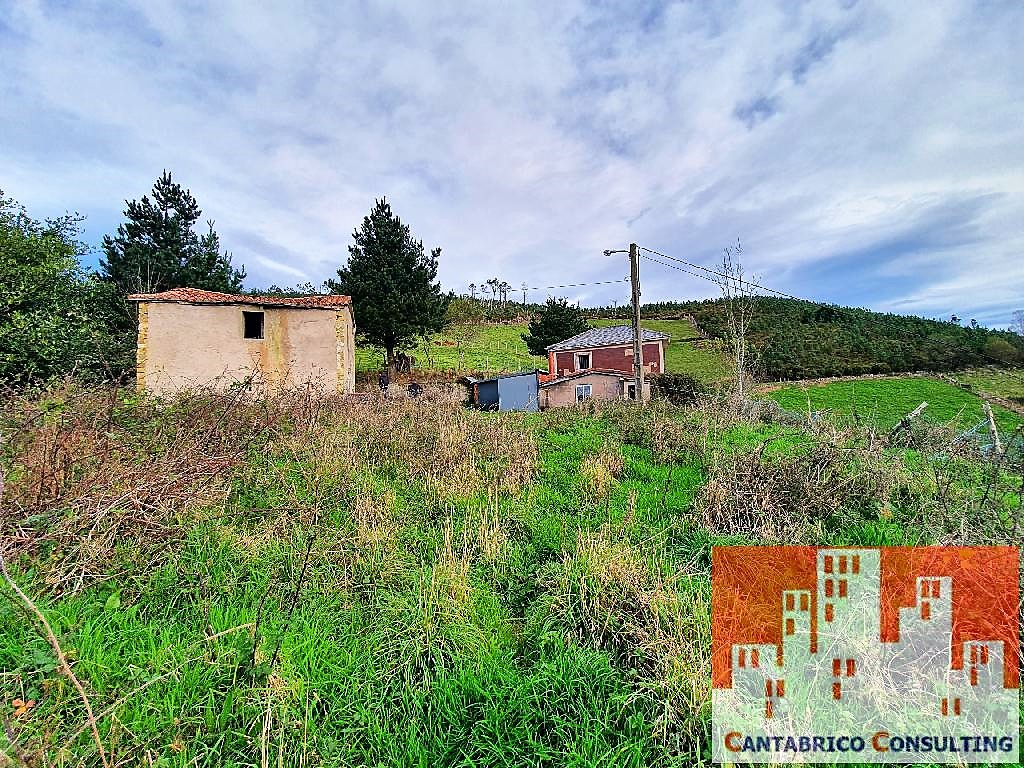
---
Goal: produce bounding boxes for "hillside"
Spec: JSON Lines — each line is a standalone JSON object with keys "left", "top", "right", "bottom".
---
{"left": 356, "top": 317, "right": 730, "bottom": 383}
{"left": 1, "top": 385, "right": 1020, "bottom": 764}
{"left": 594, "top": 298, "right": 1024, "bottom": 380}
{"left": 588, "top": 318, "right": 731, "bottom": 382}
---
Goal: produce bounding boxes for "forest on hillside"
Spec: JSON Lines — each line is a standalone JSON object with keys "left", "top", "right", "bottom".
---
{"left": 588, "top": 298, "right": 1024, "bottom": 380}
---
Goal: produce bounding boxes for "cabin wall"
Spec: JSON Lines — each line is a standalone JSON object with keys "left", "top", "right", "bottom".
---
{"left": 138, "top": 302, "right": 353, "bottom": 395}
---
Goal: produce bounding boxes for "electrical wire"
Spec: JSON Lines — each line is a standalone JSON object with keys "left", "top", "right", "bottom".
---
{"left": 637, "top": 245, "right": 1024, "bottom": 380}
{"left": 470, "top": 277, "right": 630, "bottom": 293}
{"left": 530, "top": 277, "right": 630, "bottom": 291}
{"left": 640, "top": 246, "right": 802, "bottom": 300}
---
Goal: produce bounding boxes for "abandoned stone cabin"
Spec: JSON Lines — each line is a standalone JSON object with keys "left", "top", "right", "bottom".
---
{"left": 128, "top": 288, "right": 356, "bottom": 395}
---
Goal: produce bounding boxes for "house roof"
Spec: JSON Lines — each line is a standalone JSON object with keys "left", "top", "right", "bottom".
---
{"left": 545, "top": 325, "right": 669, "bottom": 352}
{"left": 538, "top": 368, "right": 628, "bottom": 387}
{"left": 127, "top": 287, "right": 351, "bottom": 309}
{"left": 463, "top": 370, "right": 541, "bottom": 385}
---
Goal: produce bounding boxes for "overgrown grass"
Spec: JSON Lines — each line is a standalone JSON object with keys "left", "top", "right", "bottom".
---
{"left": 764, "top": 375, "right": 1022, "bottom": 433}
{"left": 1, "top": 384, "right": 1020, "bottom": 765}
{"left": 953, "top": 366, "right": 1024, "bottom": 406}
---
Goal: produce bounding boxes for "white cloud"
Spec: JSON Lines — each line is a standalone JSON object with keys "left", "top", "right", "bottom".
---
{"left": 0, "top": 0, "right": 1021, "bottom": 326}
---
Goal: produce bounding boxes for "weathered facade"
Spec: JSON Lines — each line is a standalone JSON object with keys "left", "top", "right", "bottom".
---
{"left": 129, "top": 288, "right": 355, "bottom": 395}
{"left": 539, "top": 370, "right": 650, "bottom": 408}
{"left": 545, "top": 325, "right": 668, "bottom": 377}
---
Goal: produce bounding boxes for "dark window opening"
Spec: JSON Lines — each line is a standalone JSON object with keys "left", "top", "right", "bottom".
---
{"left": 576, "top": 352, "right": 591, "bottom": 370}
{"left": 243, "top": 311, "right": 265, "bottom": 339}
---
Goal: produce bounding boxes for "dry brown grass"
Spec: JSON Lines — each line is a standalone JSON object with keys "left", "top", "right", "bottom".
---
{"left": 1, "top": 381, "right": 280, "bottom": 595}
{"left": 1, "top": 383, "right": 540, "bottom": 598}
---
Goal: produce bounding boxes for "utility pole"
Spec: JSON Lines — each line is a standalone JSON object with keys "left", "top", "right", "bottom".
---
{"left": 603, "top": 245, "right": 643, "bottom": 402}
{"left": 629, "top": 242, "right": 643, "bottom": 401}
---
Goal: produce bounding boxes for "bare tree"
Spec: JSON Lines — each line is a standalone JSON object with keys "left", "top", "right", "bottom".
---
{"left": 1012, "top": 310, "right": 1024, "bottom": 336}
{"left": 499, "top": 281, "right": 511, "bottom": 306}
{"left": 469, "top": 282, "right": 477, "bottom": 299}
{"left": 714, "top": 239, "right": 755, "bottom": 399}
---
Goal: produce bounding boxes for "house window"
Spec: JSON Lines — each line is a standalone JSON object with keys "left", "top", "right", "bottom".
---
{"left": 575, "top": 384, "right": 592, "bottom": 402}
{"left": 626, "top": 383, "right": 637, "bottom": 400}
{"left": 575, "top": 352, "right": 591, "bottom": 370}
{"left": 243, "top": 311, "right": 265, "bottom": 340}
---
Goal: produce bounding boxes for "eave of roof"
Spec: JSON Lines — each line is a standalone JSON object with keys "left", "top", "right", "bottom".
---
{"left": 468, "top": 369, "right": 541, "bottom": 384}
{"left": 127, "top": 287, "right": 351, "bottom": 309}
{"left": 538, "top": 368, "right": 628, "bottom": 386}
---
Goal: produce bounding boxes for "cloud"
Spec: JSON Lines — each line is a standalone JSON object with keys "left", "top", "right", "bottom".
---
{"left": 0, "top": 0, "right": 1021, "bottom": 327}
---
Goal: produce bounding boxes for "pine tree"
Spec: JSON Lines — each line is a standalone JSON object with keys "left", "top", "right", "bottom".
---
{"left": 522, "top": 297, "right": 590, "bottom": 356}
{"left": 326, "top": 198, "right": 451, "bottom": 369}
{"left": 100, "top": 171, "right": 245, "bottom": 325}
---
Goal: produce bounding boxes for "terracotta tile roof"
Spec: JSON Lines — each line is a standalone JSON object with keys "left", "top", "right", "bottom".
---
{"left": 545, "top": 325, "right": 669, "bottom": 352}
{"left": 127, "top": 287, "right": 351, "bottom": 309}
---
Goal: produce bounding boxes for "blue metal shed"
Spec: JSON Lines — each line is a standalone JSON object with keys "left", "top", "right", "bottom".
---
{"left": 496, "top": 371, "right": 539, "bottom": 412}
{"left": 474, "top": 377, "right": 499, "bottom": 409}
{"left": 468, "top": 371, "right": 539, "bottom": 412}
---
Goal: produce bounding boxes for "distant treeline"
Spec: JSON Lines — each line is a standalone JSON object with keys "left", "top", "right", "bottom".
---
{"left": 585, "top": 299, "right": 1024, "bottom": 380}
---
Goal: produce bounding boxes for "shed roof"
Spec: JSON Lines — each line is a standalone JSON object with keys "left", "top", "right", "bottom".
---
{"left": 127, "top": 287, "right": 351, "bottom": 309}
{"left": 538, "top": 368, "right": 627, "bottom": 387}
{"left": 545, "top": 325, "right": 669, "bottom": 352}
{"left": 465, "top": 370, "right": 540, "bottom": 385}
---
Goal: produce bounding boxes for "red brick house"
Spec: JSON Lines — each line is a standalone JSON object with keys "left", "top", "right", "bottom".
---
{"left": 545, "top": 325, "right": 669, "bottom": 378}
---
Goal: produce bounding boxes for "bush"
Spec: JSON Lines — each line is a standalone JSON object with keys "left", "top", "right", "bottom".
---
{"left": 650, "top": 372, "right": 705, "bottom": 405}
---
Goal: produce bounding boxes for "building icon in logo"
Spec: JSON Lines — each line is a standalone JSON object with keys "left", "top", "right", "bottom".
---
{"left": 712, "top": 547, "right": 1019, "bottom": 764}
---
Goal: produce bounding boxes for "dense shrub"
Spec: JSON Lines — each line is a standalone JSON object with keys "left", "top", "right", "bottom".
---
{"left": 650, "top": 372, "right": 706, "bottom": 405}
{"left": 0, "top": 194, "right": 133, "bottom": 382}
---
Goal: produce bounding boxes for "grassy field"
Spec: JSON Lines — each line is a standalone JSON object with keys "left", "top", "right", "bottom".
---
{"left": 589, "top": 318, "right": 731, "bottom": 383}
{"left": 952, "top": 367, "right": 1024, "bottom": 406}
{"left": 357, "top": 317, "right": 731, "bottom": 383}
{"left": 356, "top": 323, "right": 544, "bottom": 374}
{"left": 1, "top": 384, "right": 1020, "bottom": 765}
{"left": 764, "top": 376, "right": 1022, "bottom": 434}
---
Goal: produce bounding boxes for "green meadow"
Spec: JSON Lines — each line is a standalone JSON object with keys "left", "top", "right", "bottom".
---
{"left": 764, "top": 376, "right": 1022, "bottom": 434}
{"left": 356, "top": 317, "right": 731, "bottom": 383}
{"left": 1, "top": 384, "right": 1020, "bottom": 765}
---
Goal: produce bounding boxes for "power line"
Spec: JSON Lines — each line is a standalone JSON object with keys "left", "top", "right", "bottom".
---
{"left": 531, "top": 277, "right": 630, "bottom": 291}
{"left": 469, "top": 277, "right": 630, "bottom": 293}
{"left": 638, "top": 245, "right": 1024, "bottom": 378}
{"left": 639, "top": 253, "right": 720, "bottom": 287}
{"left": 640, "top": 246, "right": 802, "bottom": 300}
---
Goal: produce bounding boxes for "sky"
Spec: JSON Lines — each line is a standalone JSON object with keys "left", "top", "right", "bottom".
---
{"left": 1, "top": 0, "right": 1022, "bottom": 327}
